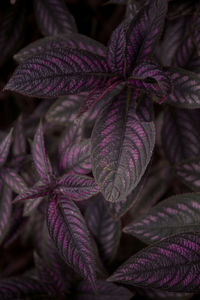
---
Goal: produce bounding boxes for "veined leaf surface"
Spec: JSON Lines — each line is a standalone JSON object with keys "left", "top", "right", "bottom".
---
{"left": 124, "top": 193, "right": 200, "bottom": 243}
{"left": 32, "top": 122, "right": 53, "bottom": 184}
{"left": 0, "top": 129, "right": 13, "bottom": 168}
{"left": 59, "top": 140, "right": 91, "bottom": 175}
{"left": 47, "top": 196, "right": 97, "bottom": 288}
{"left": 165, "top": 67, "right": 200, "bottom": 108}
{"left": 14, "top": 33, "right": 106, "bottom": 63}
{"left": 33, "top": 0, "right": 77, "bottom": 36}
{"left": 91, "top": 89, "right": 155, "bottom": 202}
{"left": 0, "top": 185, "right": 12, "bottom": 244}
{"left": 108, "top": 232, "right": 200, "bottom": 292}
{"left": 162, "top": 108, "right": 200, "bottom": 164}
{"left": 55, "top": 174, "right": 99, "bottom": 201}
{"left": 86, "top": 194, "right": 121, "bottom": 263}
{"left": 5, "top": 48, "right": 111, "bottom": 98}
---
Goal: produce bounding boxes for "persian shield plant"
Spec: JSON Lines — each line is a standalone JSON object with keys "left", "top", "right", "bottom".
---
{"left": 1, "top": 0, "right": 200, "bottom": 299}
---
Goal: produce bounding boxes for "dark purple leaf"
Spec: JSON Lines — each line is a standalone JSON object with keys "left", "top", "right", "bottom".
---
{"left": 13, "top": 184, "right": 48, "bottom": 203}
{"left": 0, "top": 0, "right": 26, "bottom": 67}
{"left": 34, "top": 252, "right": 65, "bottom": 295}
{"left": 47, "top": 196, "right": 97, "bottom": 288}
{"left": 75, "top": 280, "right": 133, "bottom": 300}
{"left": 0, "top": 167, "right": 27, "bottom": 194}
{"left": 108, "top": 232, "right": 200, "bottom": 292}
{"left": 105, "top": 171, "right": 147, "bottom": 220}
{"left": 136, "top": 287, "right": 192, "bottom": 300}
{"left": 126, "top": 1, "right": 139, "bottom": 20}
{"left": 5, "top": 48, "right": 110, "bottom": 98}
{"left": 124, "top": 193, "right": 200, "bottom": 243}
{"left": 86, "top": 194, "right": 121, "bottom": 263}
{"left": 0, "top": 276, "right": 46, "bottom": 299}
{"left": 14, "top": 33, "right": 106, "bottom": 63}
{"left": 173, "top": 36, "right": 199, "bottom": 70}
{"left": 32, "top": 122, "right": 53, "bottom": 184}
{"left": 33, "top": 0, "right": 77, "bottom": 36}
{"left": 129, "top": 62, "right": 172, "bottom": 101}
{"left": 0, "top": 185, "right": 12, "bottom": 244}
{"left": 59, "top": 140, "right": 91, "bottom": 175}
{"left": 193, "top": 14, "right": 200, "bottom": 53}
{"left": 91, "top": 89, "right": 155, "bottom": 202}
{"left": 168, "top": 0, "right": 194, "bottom": 19}
{"left": 162, "top": 108, "right": 200, "bottom": 164}
{"left": 165, "top": 67, "right": 200, "bottom": 108}
{"left": 55, "top": 174, "right": 99, "bottom": 201}
{"left": 23, "top": 196, "right": 43, "bottom": 216}
{"left": 0, "top": 129, "right": 13, "bottom": 168}
{"left": 107, "top": 21, "right": 127, "bottom": 75}
{"left": 175, "top": 158, "right": 200, "bottom": 191}
{"left": 3, "top": 203, "right": 27, "bottom": 248}
{"left": 156, "top": 18, "right": 187, "bottom": 66}
{"left": 129, "top": 165, "right": 172, "bottom": 221}
{"left": 46, "top": 93, "right": 85, "bottom": 125}
{"left": 12, "top": 115, "right": 26, "bottom": 156}
{"left": 58, "top": 120, "right": 83, "bottom": 156}
{"left": 41, "top": 226, "right": 71, "bottom": 290}
{"left": 125, "top": 0, "right": 168, "bottom": 75}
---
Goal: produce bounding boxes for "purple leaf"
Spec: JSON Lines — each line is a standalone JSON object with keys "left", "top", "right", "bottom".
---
{"left": 58, "top": 121, "right": 83, "bottom": 156}
{"left": 55, "top": 174, "right": 99, "bottom": 201}
{"left": 125, "top": 0, "right": 168, "bottom": 75}
{"left": 129, "top": 165, "right": 172, "bottom": 221}
{"left": 34, "top": 252, "right": 65, "bottom": 295}
{"left": 107, "top": 21, "right": 127, "bottom": 75}
{"left": 129, "top": 62, "right": 172, "bottom": 101}
{"left": 0, "top": 185, "right": 12, "bottom": 244}
{"left": 168, "top": 1, "right": 194, "bottom": 19}
{"left": 91, "top": 89, "right": 155, "bottom": 202}
{"left": 47, "top": 196, "right": 97, "bottom": 288}
{"left": 0, "top": 167, "right": 27, "bottom": 194}
{"left": 126, "top": 1, "right": 139, "bottom": 20}
{"left": 105, "top": 171, "right": 147, "bottom": 220}
{"left": 14, "top": 33, "right": 106, "bottom": 63}
{"left": 32, "top": 122, "right": 53, "bottom": 184}
{"left": 173, "top": 35, "right": 200, "bottom": 73}
{"left": 86, "top": 194, "right": 121, "bottom": 263}
{"left": 0, "top": 276, "right": 46, "bottom": 299}
{"left": 59, "top": 140, "right": 91, "bottom": 175}
{"left": 165, "top": 67, "right": 200, "bottom": 108}
{"left": 0, "top": 0, "right": 26, "bottom": 67}
{"left": 156, "top": 18, "right": 186, "bottom": 66}
{"left": 3, "top": 203, "right": 27, "bottom": 248}
{"left": 75, "top": 280, "right": 133, "bottom": 300}
{"left": 46, "top": 93, "right": 85, "bottom": 125}
{"left": 175, "top": 158, "right": 200, "bottom": 191}
{"left": 23, "top": 196, "right": 43, "bottom": 216}
{"left": 41, "top": 226, "right": 71, "bottom": 291}
{"left": 5, "top": 48, "right": 110, "bottom": 98}
{"left": 12, "top": 115, "right": 26, "bottom": 156}
{"left": 162, "top": 108, "right": 200, "bottom": 164}
{"left": 108, "top": 232, "right": 200, "bottom": 292}
{"left": 0, "top": 129, "right": 13, "bottom": 168}
{"left": 124, "top": 193, "right": 200, "bottom": 243}
{"left": 13, "top": 184, "right": 48, "bottom": 203}
{"left": 33, "top": 0, "right": 77, "bottom": 36}
{"left": 136, "top": 287, "right": 191, "bottom": 300}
